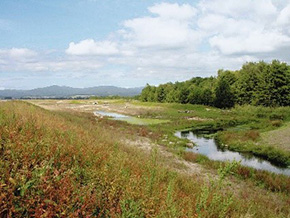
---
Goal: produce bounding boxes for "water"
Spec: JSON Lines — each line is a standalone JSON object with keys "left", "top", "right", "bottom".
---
{"left": 175, "top": 130, "right": 290, "bottom": 176}
{"left": 94, "top": 111, "right": 129, "bottom": 119}
{"left": 94, "top": 110, "right": 168, "bottom": 125}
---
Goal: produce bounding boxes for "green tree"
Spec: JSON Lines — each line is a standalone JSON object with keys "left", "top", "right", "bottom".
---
{"left": 214, "top": 76, "right": 235, "bottom": 108}
{"left": 268, "top": 60, "right": 290, "bottom": 106}
{"left": 234, "top": 62, "right": 263, "bottom": 105}
{"left": 156, "top": 86, "right": 166, "bottom": 103}
{"left": 217, "top": 69, "right": 237, "bottom": 85}
{"left": 139, "top": 60, "right": 289, "bottom": 107}
{"left": 140, "top": 84, "right": 151, "bottom": 102}
{"left": 165, "top": 88, "right": 178, "bottom": 103}
{"left": 201, "top": 88, "right": 214, "bottom": 106}
{"left": 177, "top": 86, "right": 189, "bottom": 104}
{"left": 187, "top": 86, "right": 203, "bottom": 104}
{"left": 148, "top": 86, "right": 157, "bottom": 102}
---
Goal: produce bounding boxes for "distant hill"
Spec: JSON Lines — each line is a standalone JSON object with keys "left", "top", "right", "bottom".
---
{"left": 0, "top": 85, "right": 143, "bottom": 99}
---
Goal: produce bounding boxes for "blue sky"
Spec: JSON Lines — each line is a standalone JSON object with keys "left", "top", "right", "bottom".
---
{"left": 1, "top": 0, "right": 290, "bottom": 89}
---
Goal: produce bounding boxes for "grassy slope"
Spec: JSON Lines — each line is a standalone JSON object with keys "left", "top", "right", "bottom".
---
{"left": 1, "top": 101, "right": 289, "bottom": 217}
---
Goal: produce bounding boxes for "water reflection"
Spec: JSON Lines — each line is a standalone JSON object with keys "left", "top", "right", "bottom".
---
{"left": 94, "top": 111, "right": 129, "bottom": 118}
{"left": 94, "top": 110, "right": 168, "bottom": 125}
{"left": 175, "top": 131, "right": 290, "bottom": 176}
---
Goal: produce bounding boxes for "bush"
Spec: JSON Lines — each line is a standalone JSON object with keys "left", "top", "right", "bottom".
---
{"left": 270, "top": 112, "right": 285, "bottom": 120}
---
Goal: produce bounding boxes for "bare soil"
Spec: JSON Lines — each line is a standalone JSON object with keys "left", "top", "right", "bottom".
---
{"left": 28, "top": 99, "right": 161, "bottom": 116}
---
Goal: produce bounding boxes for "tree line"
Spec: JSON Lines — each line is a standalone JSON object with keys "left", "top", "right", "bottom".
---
{"left": 140, "top": 60, "right": 290, "bottom": 108}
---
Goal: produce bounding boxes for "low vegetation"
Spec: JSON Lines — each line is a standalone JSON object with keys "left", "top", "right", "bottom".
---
{"left": 128, "top": 101, "right": 290, "bottom": 167}
{"left": 1, "top": 101, "right": 290, "bottom": 217}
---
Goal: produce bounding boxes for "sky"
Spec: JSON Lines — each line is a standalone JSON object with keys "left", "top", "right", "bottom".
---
{"left": 0, "top": 0, "right": 290, "bottom": 89}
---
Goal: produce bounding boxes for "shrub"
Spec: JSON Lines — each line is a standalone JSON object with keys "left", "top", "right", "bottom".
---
{"left": 269, "top": 112, "right": 285, "bottom": 120}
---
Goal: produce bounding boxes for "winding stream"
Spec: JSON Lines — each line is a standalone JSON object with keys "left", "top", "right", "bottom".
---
{"left": 175, "top": 130, "right": 290, "bottom": 176}
{"left": 94, "top": 110, "right": 289, "bottom": 176}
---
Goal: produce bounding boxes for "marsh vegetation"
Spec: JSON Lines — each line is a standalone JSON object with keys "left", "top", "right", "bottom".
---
{"left": 1, "top": 100, "right": 289, "bottom": 217}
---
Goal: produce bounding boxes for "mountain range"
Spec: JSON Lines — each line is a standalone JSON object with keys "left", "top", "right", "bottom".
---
{"left": 0, "top": 85, "right": 143, "bottom": 99}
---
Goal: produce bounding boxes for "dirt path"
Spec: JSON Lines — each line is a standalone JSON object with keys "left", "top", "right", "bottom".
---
{"left": 27, "top": 99, "right": 161, "bottom": 116}
{"left": 122, "top": 137, "right": 210, "bottom": 178}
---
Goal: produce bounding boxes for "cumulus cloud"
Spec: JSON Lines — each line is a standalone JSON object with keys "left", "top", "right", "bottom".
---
{"left": 66, "top": 39, "right": 119, "bottom": 56}
{"left": 209, "top": 31, "right": 290, "bottom": 55}
{"left": 122, "top": 3, "right": 200, "bottom": 49}
{"left": 2, "top": 1, "right": 290, "bottom": 89}
{"left": 111, "top": 0, "right": 290, "bottom": 73}
{"left": 197, "top": 0, "right": 290, "bottom": 55}
{"left": 63, "top": 1, "right": 290, "bottom": 69}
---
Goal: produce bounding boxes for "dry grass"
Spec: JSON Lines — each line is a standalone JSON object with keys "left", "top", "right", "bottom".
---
{"left": 0, "top": 101, "right": 289, "bottom": 217}
{"left": 244, "top": 130, "right": 260, "bottom": 141}
{"left": 183, "top": 151, "right": 199, "bottom": 162}
{"left": 260, "top": 122, "right": 290, "bottom": 152}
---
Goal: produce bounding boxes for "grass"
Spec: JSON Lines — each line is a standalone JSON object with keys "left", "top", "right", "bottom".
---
{"left": 115, "top": 101, "right": 290, "bottom": 190}
{"left": 28, "top": 99, "right": 290, "bottom": 175}
{"left": 260, "top": 122, "right": 290, "bottom": 152}
{"left": 1, "top": 101, "right": 290, "bottom": 217}
{"left": 30, "top": 99, "right": 290, "bottom": 166}
{"left": 126, "top": 102, "right": 290, "bottom": 166}
{"left": 182, "top": 150, "right": 290, "bottom": 194}
{"left": 69, "top": 100, "right": 83, "bottom": 104}
{"left": 216, "top": 130, "right": 290, "bottom": 166}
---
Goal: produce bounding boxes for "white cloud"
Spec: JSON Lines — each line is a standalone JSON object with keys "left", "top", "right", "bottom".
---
{"left": 197, "top": 0, "right": 290, "bottom": 55}
{"left": 198, "top": 15, "right": 259, "bottom": 37}
{"left": 0, "top": 48, "right": 37, "bottom": 60}
{"left": 122, "top": 3, "right": 200, "bottom": 49}
{"left": 199, "top": 0, "right": 277, "bottom": 18}
{"left": 123, "top": 18, "right": 198, "bottom": 48}
{"left": 209, "top": 31, "right": 290, "bottom": 55}
{"left": 66, "top": 39, "right": 119, "bottom": 56}
{"left": 20, "top": 59, "right": 103, "bottom": 72}
{"left": 2, "top": 1, "right": 290, "bottom": 89}
{"left": 277, "top": 4, "right": 290, "bottom": 26}
{"left": 0, "top": 48, "right": 102, "bottom": 73}
{"left": 60, "top": 1, "right": 289, "bottom": 76}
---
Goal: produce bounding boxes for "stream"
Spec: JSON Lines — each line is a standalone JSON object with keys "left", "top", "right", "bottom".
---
{"left": 94, "top": 110, "right": 289, "bottom": 176}
{"left": 175, "top": 130, "right": 290, "bottom": 176}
